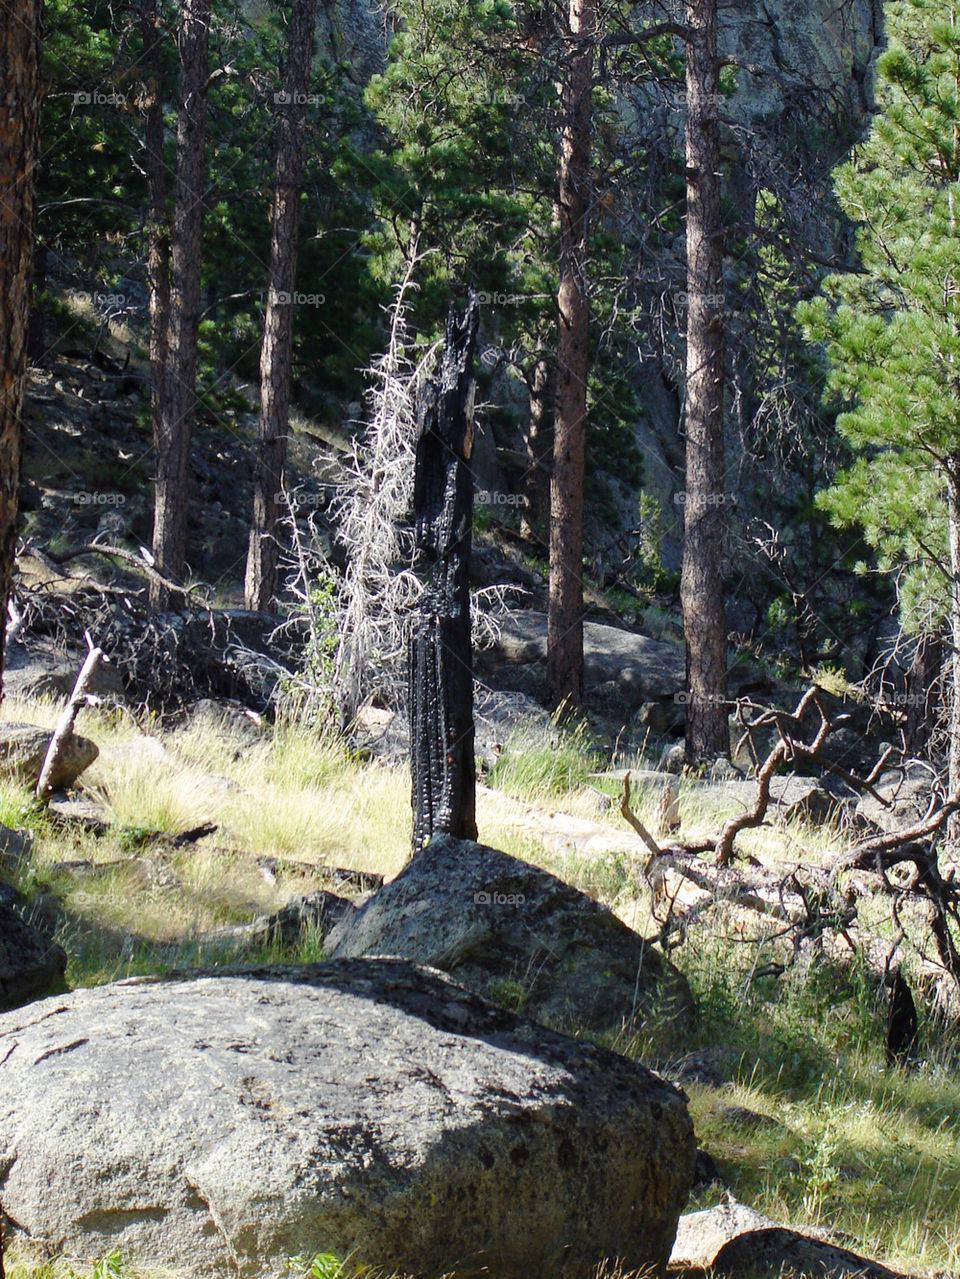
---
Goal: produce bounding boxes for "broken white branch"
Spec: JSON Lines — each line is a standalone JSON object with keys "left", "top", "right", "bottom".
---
{"left": 36, "top": 639, "right": 104, "bottom": 800}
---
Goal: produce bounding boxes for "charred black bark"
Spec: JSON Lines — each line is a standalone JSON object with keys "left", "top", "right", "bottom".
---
{"left": 409, "top": 297, "right": 480, "bottom": 854}
{"left": 886, "top": 969, "right": 919, "bottom": 1067}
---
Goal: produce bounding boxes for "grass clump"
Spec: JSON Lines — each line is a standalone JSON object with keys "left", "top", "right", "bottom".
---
{"left": 487, "top": 719, "right": 601, "bottom": 800}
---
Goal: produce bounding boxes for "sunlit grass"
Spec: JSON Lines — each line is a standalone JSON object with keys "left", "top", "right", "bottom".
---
{"left": 4, "top": 692, "right": 960, "bottom": 1273}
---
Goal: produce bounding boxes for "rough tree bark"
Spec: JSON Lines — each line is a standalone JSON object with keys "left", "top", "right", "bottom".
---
{"left": 521, "top": 356, "right": 552, "bottom": 545}
{"left": 150, "top": 0, "right": 211, "bottom": 608}
{"left": 141, "top": 0, "right": 170, "bottom": 507}
{"left": 0, "top": 0, "right": 42, "bottom": 710}
{"left": 409, "top": 297, "right": 479, "bottom": 855}
{"left": 946, "top": 461, "right": 960, "bottom": 836}
{"left": 903, "top": 631, "right": 941, "bottom": 756}
{"left": 546, "top": 0, "right": 595, "bottom": 711}
{"left": 244, "top": 0, "right": 318, "bottom": 610}
{"left": 681, "top": 0, "right": 729, "bottom": 762}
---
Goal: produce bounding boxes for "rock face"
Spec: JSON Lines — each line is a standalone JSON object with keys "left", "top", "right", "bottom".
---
{"left": 325, "top": 833, "right": 693, "bottom": 1037}
{"left": 203, "top": 889, "right": 354, "bottom": 950}
{"left": 477, "top": 609, "right": 685, "bottom": 710}
{"left": 855, "top": 765, "right": 933, "bottom": 834}
{"left": 0, "top": 899, "right": 67, "bottom": 1009}
{"left": 671, "top": 1202, "right": 913, "bottom": 1279}
{"left": 0, "top": 960, "right": 696, "bottom": 1279}
{"left": 0, "top": 722, "right": 98, "bottom": 790}
{"left": 697, "top": 775, "right": 856, "bottom": 824}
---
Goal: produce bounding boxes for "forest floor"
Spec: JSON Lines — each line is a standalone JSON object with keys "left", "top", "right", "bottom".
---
{"left": 3, "top": 692, "right": 960, "bottom": 1279}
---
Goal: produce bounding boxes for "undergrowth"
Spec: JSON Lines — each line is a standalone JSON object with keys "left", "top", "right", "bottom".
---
{"left": 3, "top": 694, "right": 960, "bottom": 1275}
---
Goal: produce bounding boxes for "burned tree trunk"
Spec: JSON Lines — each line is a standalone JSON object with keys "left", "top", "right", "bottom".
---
{"left": 409, "top": 297, "right": 479, "bottom": 854}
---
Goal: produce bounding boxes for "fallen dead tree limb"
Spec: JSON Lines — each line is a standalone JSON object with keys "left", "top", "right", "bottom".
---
{"left": 619, "top": 773, "right": 662, "bottom": 857}
{"left": 715, "top": 686, "right": 830, "bottom": 864}
{"left": 36, "top": 637, "right": 104, "bottom": 800}
{"left": 829, "top": 793, "right": 960, "bottom": 876}
{"left": 45, "top": 542, "right": 206, "bottom": 603}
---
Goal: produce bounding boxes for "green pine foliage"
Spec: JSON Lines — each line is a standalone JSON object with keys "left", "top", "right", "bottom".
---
{"left": 800, "top": 0, "right": 960, "bottom": 632}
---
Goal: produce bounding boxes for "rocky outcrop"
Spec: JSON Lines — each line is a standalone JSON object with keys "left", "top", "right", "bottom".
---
{"left": 325, "top": 832, "right": 693, "bottom": 1037}
{"left": 0, "top": 959, "right": 696, "bottom": 1279}
{"left": 0, "top": 722, "right": 97, "bottom": 790}
{"left": 202, "top": 888, "right": 354, "bottom": 949}
{"left": 855, "top": 765, "right": 934, "bottom": 835}
{"left": 477, "top": 608, "right": 685, "bottom": 710}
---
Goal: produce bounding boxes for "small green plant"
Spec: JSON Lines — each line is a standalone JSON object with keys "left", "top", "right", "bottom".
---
{"left": 91, "top": 1251, "right": 123, "bottom": 1279}
{"left": 287, "top": 1254, "right": 347, "bottom": 1279}
{"left": 799, "top": 1121, "right": 842, "bottom": 1224}
{"left": 488, "top": 976, "right": 528, "bottom": 1011}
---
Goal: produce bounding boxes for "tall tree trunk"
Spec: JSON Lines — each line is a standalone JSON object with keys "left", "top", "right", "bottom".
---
{"left": 0, "top": 0, "right": 42, "bottom": 704}
{"left": 150, "top": 0, "right": 210, "bottom": 609}
{"left": 547, "top": 0, "right": 594, "bottom": 711}
{"left": 245, "top": 0, "right": 318, "bottom": 610}
{"left": 409, "top": 298, "right": 479, "bottom": 855}
{"left": 903, "top": 631, "right": 941, "bottom": 756}
{"left": 681, "top": 0, "right": 729, "bottom": 762}
{"left": 520, "top": 356, "right": 552, "bottom": 544}
{"left": 141, "top": 0, "right": 170, "bottom": 515}
{"left": 946, "top": 462, "right": 960, "bottom": 812}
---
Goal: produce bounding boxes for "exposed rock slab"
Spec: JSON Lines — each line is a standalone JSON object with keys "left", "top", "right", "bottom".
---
{"left": 671, "top": 1202, "right": 914, "bottom": 1278}
{"left": 0, "top": 959, "right": 696, "bottom": 1279}
{"left": 693, "top": 775, "right": 855, "bottom": 824}
{"left": 325, "top": 833, "right": 693, "bottom": 1037}
{"left": 855, "top": 766, "right": 934, "bottom": 835}
{"left": 476, "top": 784, "right": 645, "bottom": 859}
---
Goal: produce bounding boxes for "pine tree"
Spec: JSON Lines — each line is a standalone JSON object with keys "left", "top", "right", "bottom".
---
{"left": 0, "top": 0, "right": 42, "bottom": 698}
{"left": 681, "top": 0, "right": 729, "bottom": 762}
{"left": 245, "top": 0, "right": 319, "bottom": 611}
{"left": 800, "top": 0, "right": 960, "bottom": 794}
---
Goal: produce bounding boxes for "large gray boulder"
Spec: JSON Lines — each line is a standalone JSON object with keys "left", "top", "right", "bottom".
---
{"left": 477, "top": 609, "right": 685, "bottom": 710}
{"left": 325, "top": 833, "right": 693, "bottom": 1037}
{"left": 0, "top": 898, "right": 67, "bottom": 1009}
{"left": 0, "top": 722, "right": 98, "bottom": 790}
{"left": 0, "top": 959, "right": 696, "bottom": 1278}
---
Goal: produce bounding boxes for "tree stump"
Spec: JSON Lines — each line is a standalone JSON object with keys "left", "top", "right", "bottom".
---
{"left": 409, "top": 296, "right": 479, "bottom": 854}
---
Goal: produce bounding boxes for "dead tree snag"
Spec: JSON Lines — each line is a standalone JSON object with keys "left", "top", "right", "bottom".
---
{"left": 409, "top": 297, "right": 480, "bottom": 854}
